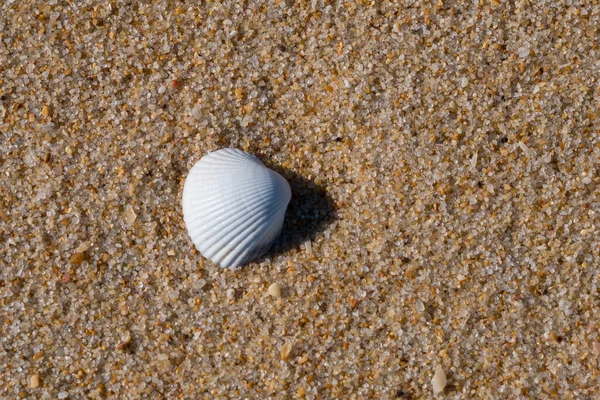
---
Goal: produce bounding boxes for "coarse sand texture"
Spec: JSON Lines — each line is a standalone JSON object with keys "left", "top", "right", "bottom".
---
{"left": 1, "top": 1, "right": 599, "bottom": 399}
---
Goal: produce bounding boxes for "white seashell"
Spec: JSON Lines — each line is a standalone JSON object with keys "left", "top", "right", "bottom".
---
{"left": 182, "top": 148, "right": 292, "bottom": 269}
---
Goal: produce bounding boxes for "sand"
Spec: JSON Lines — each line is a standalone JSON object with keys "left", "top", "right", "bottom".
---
{"left": 1, "top": 1, "right": 599, "bottom": 399}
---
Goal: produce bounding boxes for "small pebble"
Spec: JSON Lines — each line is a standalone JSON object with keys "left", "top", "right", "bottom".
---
{"left": 415, "top": 299, "right": 425, "bottom": 313}
{"left": 518, "top": 47, "right": 530, "bottom": 58}
{"left": 470, "top": 152, "right": 478, "bottom": 170}
{"left": 432, "top": 366, "right": 447, "bottom": 394}
{"left": 268, "top": 282, "right": 282, "bottom": 298}
{"left": 582, "top": 174, "right": 592, "bottom": 184}
{"left": 191, "top": 105, "right": 202, "bottom": 120}
{"left": 280, "top": 341, "right": 293, "bottom": 361}
{"left": 69, "top": 252, "right": 85, "bottom": 265}
{"left": 124, "top": 204, "right": 137, "bottom": 224}
{"left": 29, "top": 374, "right": 40, "bottom": 388}
{"left": 58, "top": 391, "right": 68, "bottom": 399}
{"left": 298, "top": 354, "right": 309, "bottom": 364}
{"left": 304, "top": 238, "right": 312, "bottom": 254}
{"left": 518, "top": 141, "right": 529, "bottom": 154}
{"left": 74, "top": 241, "right": 90, "bottom": 253}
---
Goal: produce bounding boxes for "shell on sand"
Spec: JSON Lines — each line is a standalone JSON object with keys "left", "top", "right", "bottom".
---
{"left": 182, "top": 148, "right": 292, "bottom": 269}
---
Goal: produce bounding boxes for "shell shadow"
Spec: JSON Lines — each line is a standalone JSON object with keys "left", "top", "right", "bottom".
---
{"left": 255, "top": 163, "right": 337, "bottom": 262}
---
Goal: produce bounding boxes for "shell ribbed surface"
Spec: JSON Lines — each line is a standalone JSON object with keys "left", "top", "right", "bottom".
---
{"left": 182, "top": 148, "right": 292, "bottom": 269}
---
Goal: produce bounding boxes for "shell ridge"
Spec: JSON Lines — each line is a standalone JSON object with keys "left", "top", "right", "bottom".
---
{"left": 186, "top": 193, "right": 276, "bottom": 242}
{"left": 196, "top": 159, "right": 258, "bottom": 169}
{"left": 206, "top": 191, "right": 288, "bottom": 265}
{"left": 182, "top": 180, "right": 280, "bottom": 223}
{"left": 183, "top": 188, "right": 273, "bottom": 229}
{"left": 199, "top": 199, "right": 275, "bottom": 254}
{"left": 189, "top": 163, "right": 270, "bottom": 184}
{"left": 183, "top": 178, "right": 274, "bottom": 209}
{"left": 182, "top": 148, "right": 291, "bottom": 268}
{"left": 204, "top": 213, "right": 271, "bottom": 267}
{"left": 229, "top": 195, "right": 290, "bottom": 267}
{"left": 183, "top": 170, "right": 275, "bottom": 201}
{"left": 228, "top": 209, "right": 285, "bottom": 267}
{"left": 215, "top": 214, "right": 275, "bottom": 268}
{"left": 196, "top": 193, "right": 287, "bottom": 262}
{"left": 204, "top": 148, "right": 264, "bottom": 166}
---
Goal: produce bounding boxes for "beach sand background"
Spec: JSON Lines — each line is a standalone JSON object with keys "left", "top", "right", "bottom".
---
{"left": 1, "top": 1, "right": 599, "bottom": 398}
